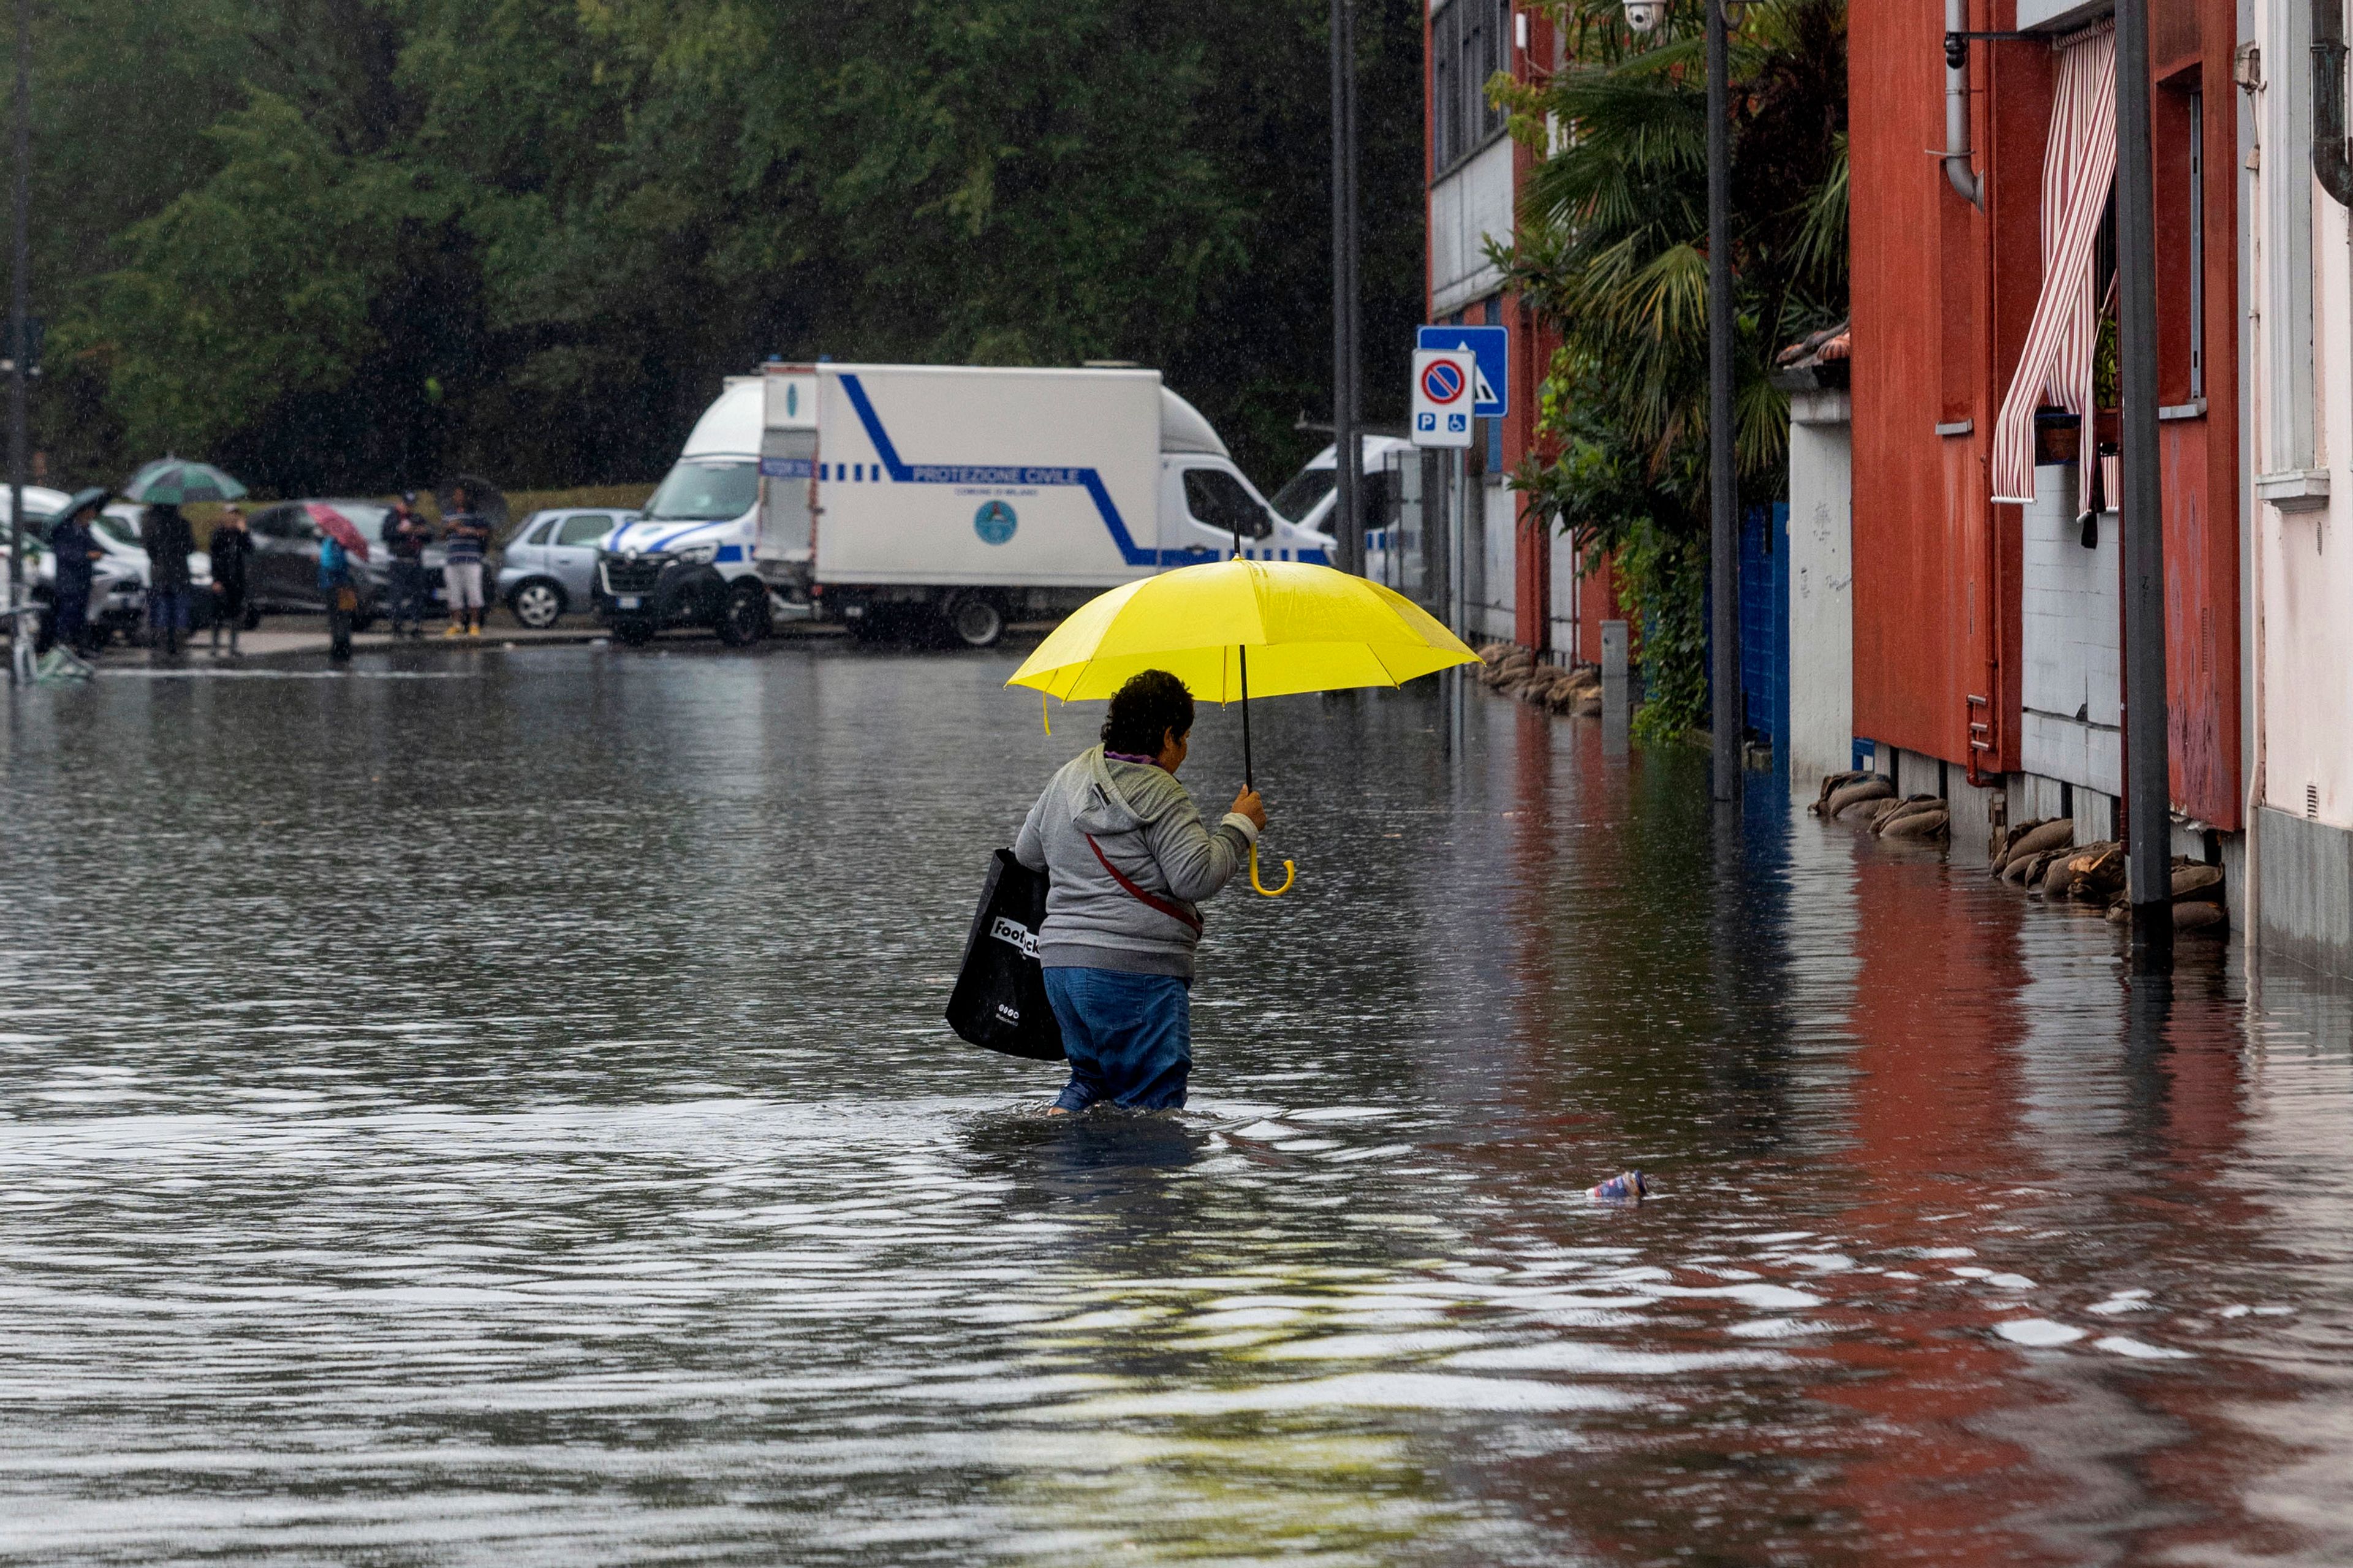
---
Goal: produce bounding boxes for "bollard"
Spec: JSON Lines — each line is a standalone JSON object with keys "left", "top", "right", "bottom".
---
{"left": 1600, "top": 619, "right": 1629, "bottom": 682}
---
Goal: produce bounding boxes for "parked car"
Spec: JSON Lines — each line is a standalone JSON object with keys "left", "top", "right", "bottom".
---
{"left": 497, "top": 507, "right": 637, "bottom": 629}
{"left": 242, "top": 500, "right": 388, "bottom": 626}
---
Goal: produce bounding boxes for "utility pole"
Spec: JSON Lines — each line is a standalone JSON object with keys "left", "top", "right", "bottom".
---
{"left": 1330, "top": 0, "right": 1361, "bottom": 575}
{"left": 1707, "top": 0, "right": 1740, "bottom": 801}
{"left": 2115, "top": 0, "right": 2172, "bottom": 971}
{"left": 7, "top": 0, "right": 27, "bottom": 685}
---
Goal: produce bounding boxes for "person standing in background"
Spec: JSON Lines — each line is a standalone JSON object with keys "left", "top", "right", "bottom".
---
{"left": 319, "top": 528, "right": 356, "bottom": 664}
{"left": 47, "top": 497, "right": 103, "bottom": 657}
{"left": 139, "top": 502, "right": 196, "bottom": 661}
{"left": 381, "top": 491, "right": 431, "bottom": 638}
{"left": 208, "top": 506, "right": 252, "bottom": 657}
{"left": 439, "top": 485, "right": 490, "bottom": 638}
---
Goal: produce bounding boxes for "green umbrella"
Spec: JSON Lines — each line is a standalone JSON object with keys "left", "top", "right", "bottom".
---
{"left": 121, "top": 458, "right": 247, "bottom": 506}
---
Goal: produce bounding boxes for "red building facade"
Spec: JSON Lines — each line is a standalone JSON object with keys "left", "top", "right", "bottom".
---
{"left": 1849, "top": 0, "right": 2241, "bottom": 853}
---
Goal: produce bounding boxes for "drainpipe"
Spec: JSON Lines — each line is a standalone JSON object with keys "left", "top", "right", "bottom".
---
{"left": 2318, "top": 0, "right": 2353, "bottom": 205}
{"left": 1945, "top": 0, "right": 1984, "bottom": 208}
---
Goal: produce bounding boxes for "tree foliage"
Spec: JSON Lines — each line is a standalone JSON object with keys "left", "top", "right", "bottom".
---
{"left": 31, "top": 0, "right": 1425, "bottom": 496}
{"left": 1498, "top": 0, "right": 1847, "bottom": 743}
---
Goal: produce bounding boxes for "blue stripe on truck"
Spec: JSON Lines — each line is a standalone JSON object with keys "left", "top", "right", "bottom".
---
{"left": 837, "top": 372, "right": 1170, "bottom": 569}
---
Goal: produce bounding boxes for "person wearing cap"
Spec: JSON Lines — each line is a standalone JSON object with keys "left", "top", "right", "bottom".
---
{"left": 208, "top": 506, "right": 252, "bottom": 657}
{"left": 381, "top": 491, "right": 432, "bottom": 638}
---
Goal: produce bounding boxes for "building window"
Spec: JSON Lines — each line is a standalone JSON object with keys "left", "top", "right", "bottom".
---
{"left": 1431, "top": 0, "right": 1512, "bottom": 178}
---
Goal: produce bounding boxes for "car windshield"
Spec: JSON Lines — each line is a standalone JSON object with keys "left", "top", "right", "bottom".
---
{"left": 1269, "top": 468, "right": 1336, "bottom": 525}
{"left": 644, "top": 460, "right": 757, "bottom": 522}
{"left": 94, "top": 515, "right": 141, "bottom": 549}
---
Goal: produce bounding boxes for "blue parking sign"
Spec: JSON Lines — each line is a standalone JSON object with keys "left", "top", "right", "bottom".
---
{"left": 1417, "top": 325, "right": 1508, "bottom": 418}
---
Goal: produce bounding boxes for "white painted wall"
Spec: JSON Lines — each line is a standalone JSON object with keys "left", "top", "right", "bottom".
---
{"left": 1471, "top": 479, "right": 1516, "bottom": 643}
{"left": 2248, "top": 0, "right": 2353, "bottom": 834}
{"left": 2018, "top": 462, "right": 2123, "bottom": 797}
{"left": 1548, "top": 531, "right": 1582, "bottom": 661}
{"left": 1430, "top": 138, "right": 1514, "bottom": 320}
{"left": 1787, "top": 392, "right": 1853, "bottom": 790}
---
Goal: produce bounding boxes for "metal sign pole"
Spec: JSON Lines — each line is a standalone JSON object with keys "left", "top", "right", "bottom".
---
{"left": 1707, "top": 0, "right": 1740, "bottom": 802}
{"left": 1330, "top": 0, "right": 1361, "bottom": 576}
{"left": 2115, "top": 0, "right": 2173, "bottom": 972}
{"left": 7, "top": 0, "right": 27, "bottom": 686}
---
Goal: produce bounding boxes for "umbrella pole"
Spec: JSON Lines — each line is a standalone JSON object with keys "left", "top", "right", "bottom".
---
{"left": 1239, "top": 643, "right": 1252, "bottom": 791}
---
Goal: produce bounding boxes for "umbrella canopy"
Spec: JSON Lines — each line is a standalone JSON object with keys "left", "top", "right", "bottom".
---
{"left": 305, "top": 502, "right": 371, "bottom": 562}
{"left": 120, "top": 458, "right": 247, "bottom": 506}
{"left": 436, "top": 474, "right": 509, "bottom": 532}
{"left": 1006, "top": 559, "right": 1478, "bottom": 704}
{"left": 53, "top": 487, "right": 108, "bottom": 529}
{"left": 1006, "top": 561, "right": 1480, "bottom": 898}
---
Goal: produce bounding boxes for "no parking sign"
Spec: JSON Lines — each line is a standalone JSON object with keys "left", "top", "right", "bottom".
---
{"left": 1411, "top": 348, "right": 1477, "bottom": 449}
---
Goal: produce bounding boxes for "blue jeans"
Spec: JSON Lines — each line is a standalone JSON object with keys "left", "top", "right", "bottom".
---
{"left": 388, "top": 561, "right": 429, "bottom": 629}
{"left": 146, "top": 589, "right": 189, "bottom": 633}
{"left": 1042, "top": 967, "right": 1191, "bottom": 1112}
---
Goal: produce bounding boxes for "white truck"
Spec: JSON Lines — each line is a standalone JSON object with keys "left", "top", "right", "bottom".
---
{"left": 1268, "top": 433, "right": 1427, "bottom": 592}
{"left": 596, "top": 362, "right": 1333, "bottom": 646}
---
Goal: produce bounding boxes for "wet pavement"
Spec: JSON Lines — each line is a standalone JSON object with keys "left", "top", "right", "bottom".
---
{"left": 1, "top": 643, "right": 2349, "bottom": 1566}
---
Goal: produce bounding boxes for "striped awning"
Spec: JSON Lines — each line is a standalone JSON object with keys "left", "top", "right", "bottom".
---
{"left": 1990, "top": 22, "right": 2118, "bottom": 505}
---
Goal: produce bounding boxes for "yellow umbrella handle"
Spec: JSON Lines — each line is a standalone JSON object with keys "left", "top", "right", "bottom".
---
{"left": 1249, "top": 840, "right": 1295, "bottom": 898}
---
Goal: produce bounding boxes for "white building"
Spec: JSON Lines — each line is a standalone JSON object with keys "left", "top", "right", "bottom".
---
{"left": 2244, "top": 0, "right": 2353, "bottom": 974}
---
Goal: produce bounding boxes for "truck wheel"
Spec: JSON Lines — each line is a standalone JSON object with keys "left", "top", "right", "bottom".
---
{"left": 611, "top": 617, "right": 656, "bottom": 646}
{"left": 944, "top": 593, "right": 1004, "bottom": 649}
{"left": 716, "top": 580, "right": 773, "bottom": 646}
{"left": 510, "top": 579, "right": 564, "bottom": 630}
{"left": 241, "top": 605, "right": 263, "bottom": 632}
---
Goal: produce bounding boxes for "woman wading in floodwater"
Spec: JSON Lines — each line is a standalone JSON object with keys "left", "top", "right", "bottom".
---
{"left": 1014, "top": 670, "right": 1267, "bottom": 1113}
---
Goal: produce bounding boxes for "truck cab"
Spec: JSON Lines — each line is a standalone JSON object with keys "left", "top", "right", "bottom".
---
{"left": 1155, "top": 393, "right": 1332, "bottom": 567}
{"left": 1270, "top": 434, "right": 1419, "bottom": 584}
{"left": 595, "top": 377, "right": 776, "bottom": 645}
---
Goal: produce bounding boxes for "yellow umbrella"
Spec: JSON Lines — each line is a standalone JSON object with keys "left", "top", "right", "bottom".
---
{"left": 1006, "top": 559, "right": 1480, "bottom": 897}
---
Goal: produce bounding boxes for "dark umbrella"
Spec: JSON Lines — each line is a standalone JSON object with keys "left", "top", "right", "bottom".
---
{"left": 121, "top": 458, "right": 248, "bottom": 505}
{"left": 305, "top": 502, "right": 371, "bottom": 563}
{"left": 436, "top": 474, "right": 508, "bottom": 533}
{"left": 53, "top": 487, "right": 108, "bottom": 529}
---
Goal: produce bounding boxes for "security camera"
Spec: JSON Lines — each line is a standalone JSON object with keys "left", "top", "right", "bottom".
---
{"left": 1623, "top": 0, "right": 1666, "bottom": 32}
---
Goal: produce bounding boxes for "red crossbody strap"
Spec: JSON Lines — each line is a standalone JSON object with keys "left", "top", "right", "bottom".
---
{"left": 1085, "top": 834, "right": 1203, "bottom": 934}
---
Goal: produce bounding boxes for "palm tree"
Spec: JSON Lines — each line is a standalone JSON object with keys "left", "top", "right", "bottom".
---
{"left": 1496, "top": 0, "right": 1846, "bottom": 738}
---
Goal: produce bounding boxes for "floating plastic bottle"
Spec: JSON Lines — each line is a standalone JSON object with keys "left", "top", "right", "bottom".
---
{"left": 1589, "top": 1171, "right": 1649, "bottom": 1201}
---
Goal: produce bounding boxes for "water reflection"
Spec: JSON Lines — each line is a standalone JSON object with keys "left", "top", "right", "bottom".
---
{"left": 0, "top": 642, "right": 2348, "bottom": 1564}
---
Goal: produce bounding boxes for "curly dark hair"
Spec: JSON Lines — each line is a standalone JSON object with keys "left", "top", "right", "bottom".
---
{"left": 1102, "top": 670, "right": 1194, "bottom": 756}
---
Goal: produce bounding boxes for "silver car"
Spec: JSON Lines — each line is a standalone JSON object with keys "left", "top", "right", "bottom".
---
{"left": 498, "top": 507, "right": 637, "bottom": 629}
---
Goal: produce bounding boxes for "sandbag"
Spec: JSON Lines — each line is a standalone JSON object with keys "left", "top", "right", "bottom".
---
{"left": 1873, "top": 795, "right": 1943, "bottom": 835}
{"left": 2172, "top": 863, "right": 2224, "bottom": 904}
{"left": 2061, "top": 844, "right": 2124, "bottom": 901}
{"left": 2005, "top": 844, "right": 2067, "bottom": 885}
{"left": 1991, "top": 817, "right": 2048, "bottom": 873}
{"left": 2004, "top": 819, "right": 2074, "bottom": 868}
{"left": 1811, "top": 770, "right": 1873, "bottom": 815}
{"left": 1825, "top": 777, "right": 1895, "bottom": 818}
{"left": 1882, "top": 809, "right": 1949, "bottom": 841}
{"left": 2175, "top": 901, "right": 2227, "bottom": 932}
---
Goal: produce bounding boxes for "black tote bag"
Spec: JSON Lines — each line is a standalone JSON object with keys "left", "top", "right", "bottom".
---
{"left": 945, "top": 849, "right": 1066, "bottom": 1061}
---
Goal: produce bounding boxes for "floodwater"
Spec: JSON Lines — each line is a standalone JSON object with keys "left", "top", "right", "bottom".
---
{"left": 1, "top": 643, "right": 2349, "bottom": 1567}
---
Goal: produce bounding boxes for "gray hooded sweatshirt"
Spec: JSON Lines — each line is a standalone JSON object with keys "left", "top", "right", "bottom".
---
{"left": 1013, "top": 746, "right": 1260, "bottom": 980}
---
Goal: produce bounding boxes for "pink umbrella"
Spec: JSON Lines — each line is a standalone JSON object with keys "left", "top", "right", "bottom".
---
{"left": 305, "top": 502, "right": 371, "bottom": 562}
